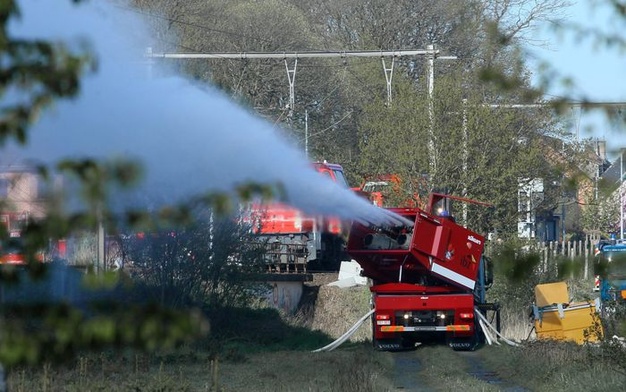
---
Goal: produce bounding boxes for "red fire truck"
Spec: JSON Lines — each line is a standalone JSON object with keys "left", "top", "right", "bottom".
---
{"left": 346, "top": 193, "right": 498, "bottom": 350}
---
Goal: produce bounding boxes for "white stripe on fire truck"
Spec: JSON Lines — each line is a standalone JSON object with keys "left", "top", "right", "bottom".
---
{"left": 431, "top": 262, "right": 475, "bottom": 290}
{"left": 380, "top": 325, "right": 471, "bottom": 332}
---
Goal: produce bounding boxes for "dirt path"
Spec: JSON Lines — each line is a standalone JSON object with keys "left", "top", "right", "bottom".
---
{"left": 455, "top": 351, "right": 530, "bottom": 392}
{"left": 391, "top": 351, "right": 433, "bottom": 392}
{"left": 389, "top": 347, "right": 529, "bottom": 392}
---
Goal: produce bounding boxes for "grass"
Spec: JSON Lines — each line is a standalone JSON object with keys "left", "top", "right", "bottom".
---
{"left": 479, "top": 340, "right": 626, "bottom": 392}
{"left": 4, "top": 286, "right": 394, "bottom": 392}
{"left": 412, "top": 336, "right": 626, "bottom": 392}
{"left": 5, "top": 266, "right": 626, "bottom": 391}
{"left": 498, "top": 308, "right": 534, "bottom": 342}
{"left": 6, "top": 323, "right": 625, "bottom": 392}
{"left": 478, "top": 269, "right": 626, "bottom": 391}
{"left": 294, "top": 275, "right": 372, "bottom": 342}
{"left": 411, "top": 345, "right": 503, "bottom": 391}
{"left": 7, "top": 343, "right": 395, "bottom": 392}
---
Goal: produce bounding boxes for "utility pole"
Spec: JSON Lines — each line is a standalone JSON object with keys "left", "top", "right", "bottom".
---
{"left": 423, "top": 44, "right": 458, "bottom": 189}
{"left": 97, "top": 205, "right": 106, "bottom": 273}
{"left": 427, "top": 44, "right": 436, "bottom": 186}
{"left": 305, "top": 110, "right": 309, "bottom": 158}
{"left": 619, "top": 152, "right": 624, "bottom": 242}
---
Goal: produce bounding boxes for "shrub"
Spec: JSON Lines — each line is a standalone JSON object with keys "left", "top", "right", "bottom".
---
{"left": 121, "top": 208, "right": 266, "bottom": 310}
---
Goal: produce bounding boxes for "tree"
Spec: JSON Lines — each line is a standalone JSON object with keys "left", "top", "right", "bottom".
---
{"left": 482, "top": 0, "right": 626, "bottom": 239}
{"left": 354, "top": 64, "right": 557, "bottom": 235}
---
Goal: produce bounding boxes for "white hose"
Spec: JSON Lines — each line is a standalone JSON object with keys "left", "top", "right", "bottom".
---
{"left": 480, "top": 317, "right": 501, "bottom": 346}
{"left": 478, "top": 318, "right": 493, "bottom": 346}
{"left": 312, "top": 309, "right": 375, "bottom": 352}
{"left": 474, "top": 307, "right": 520, "bottom": 347}
{"left": 313, "top": 307, "right": 520, "bottom": 352}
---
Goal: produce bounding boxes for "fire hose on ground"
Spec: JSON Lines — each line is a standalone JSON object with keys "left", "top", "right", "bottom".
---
{"left": 474, "top": 306, "right": 520, "bottom": 347}
{"left": 312, "top": 309, "right": 375, "bottom": 352}
{"left": 312, "top": 308, "right": 519, "bottom": 352}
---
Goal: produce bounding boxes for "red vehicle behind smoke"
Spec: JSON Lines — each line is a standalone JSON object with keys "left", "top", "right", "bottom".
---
{"left": 358, "top": 174, "right": 429, "bottom": 209}
{"left": 0, "top": 212, "right": 62, "bottom": 265}
{"left": 247, "top": 162, "right": 352, "bottom": 272}
{"left": 0, "top": 212, "right": 33, "bottom": 264}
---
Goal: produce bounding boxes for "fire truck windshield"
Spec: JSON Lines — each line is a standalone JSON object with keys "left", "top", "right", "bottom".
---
{"left": 333, "top": 169, "right": 349, "bottom": 188}
{"left": 362, "top": 181, "right": 389, "bottom": 193}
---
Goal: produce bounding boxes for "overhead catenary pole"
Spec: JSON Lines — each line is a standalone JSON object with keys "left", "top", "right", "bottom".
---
{"left": 382, "top": 57, "right": 395, "bottom": 105}
{"left": 305, "top": 110, "right": 309, "bottom": 158}
{"left": 427, "top": 44, "right": 436, "bottom": 187}
{"left": 462, "top": 98, "right": 468, "bottom": 225}
{"left": 285, "top": 58, "right": 297, "bottom": 117}
{"left": 615, "top": 152, "right": 624, "bottom": 241}
{"left": 145, "top": 47, "right": 154, "bottom": 79}
{"left": 97, "top": 205, "right": 106, "bottom": 272}
{"left": 423, "top": 44, "right": 458, "bottom": 190}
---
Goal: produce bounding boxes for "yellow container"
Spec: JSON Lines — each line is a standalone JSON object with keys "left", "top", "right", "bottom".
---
{"left": 533, "top": 282, "right": 603, "bottom": 344}
{"left": 534, "top": 281, "right": 569, "bottom": 307}
{"left": 534, "top": 302, "right": 603, "bottom": 344}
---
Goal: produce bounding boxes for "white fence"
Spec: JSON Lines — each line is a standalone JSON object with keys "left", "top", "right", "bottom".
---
{"left": 485, "top": 235, "right": 600, "bottom": 281}
{"left": 533, "top": 236, "right": 600, "bottom": 280}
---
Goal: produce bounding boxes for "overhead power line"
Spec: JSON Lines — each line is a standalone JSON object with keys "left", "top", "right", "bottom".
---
{"left": 485, "top": 102, "right": 626, "bottom": 108}
{"left": 116, "top": 4, "right": 274, "bottom": 46}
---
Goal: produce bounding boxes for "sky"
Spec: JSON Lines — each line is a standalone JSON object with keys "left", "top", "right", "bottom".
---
{"left": 529, "top": 0, "right": 626, "bottom": 158}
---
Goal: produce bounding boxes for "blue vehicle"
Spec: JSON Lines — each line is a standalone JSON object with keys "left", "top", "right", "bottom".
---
{"left": 595, "top": 238, "right": 626, "bottom": 303}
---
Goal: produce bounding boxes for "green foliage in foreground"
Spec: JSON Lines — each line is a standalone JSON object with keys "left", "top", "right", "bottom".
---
{"left": 0, "top": 267, "right": 208, "bottom": 368}
{"left": 5, "top": 304, "right": 383, "bottom": 392}
{"left": 6, "top": 343, "right": 395, "bottom": 392}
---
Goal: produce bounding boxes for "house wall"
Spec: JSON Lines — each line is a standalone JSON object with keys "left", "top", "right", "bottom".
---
{"left": 0, "top": 168, "right": 47, "bottom": 219}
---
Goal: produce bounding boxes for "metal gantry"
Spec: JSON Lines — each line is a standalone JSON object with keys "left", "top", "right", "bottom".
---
{"left": 145, "top": 47, "right": 457, "bottom": 109}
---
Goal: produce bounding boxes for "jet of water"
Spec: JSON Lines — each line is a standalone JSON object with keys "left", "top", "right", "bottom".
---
{"left": 3, "top": 0, "right": 410, "bottom": 227}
